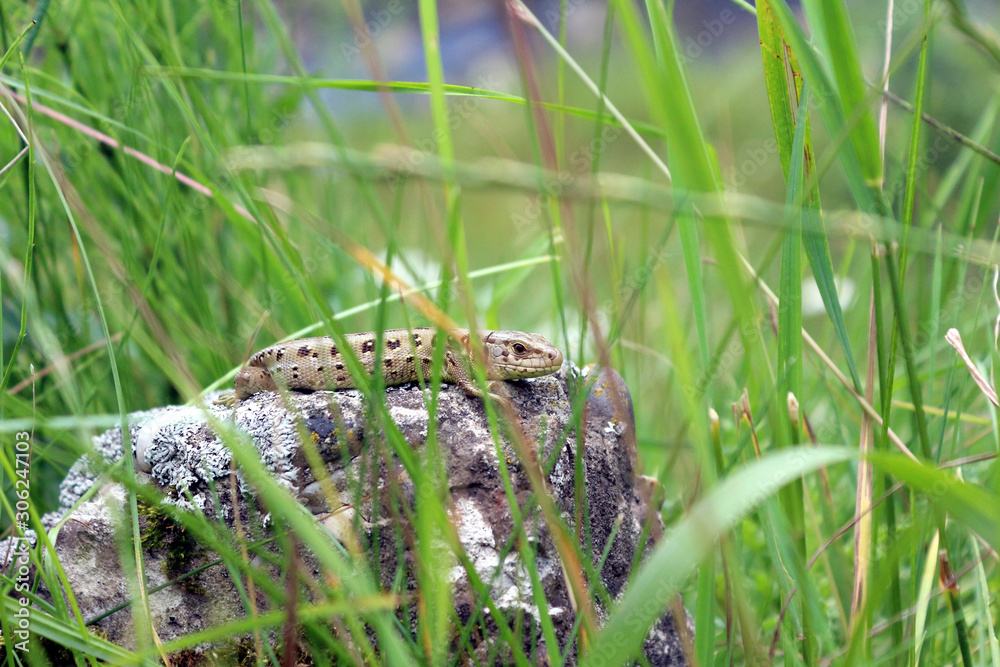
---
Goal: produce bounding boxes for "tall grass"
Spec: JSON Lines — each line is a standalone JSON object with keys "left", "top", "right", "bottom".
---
{"left": 0, "top": 0, "right": 998, "bottom": 664}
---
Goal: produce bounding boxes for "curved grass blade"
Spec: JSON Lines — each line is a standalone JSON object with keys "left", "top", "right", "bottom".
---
{"left": 581, "top": 446, "right": 856, "bottom": 667}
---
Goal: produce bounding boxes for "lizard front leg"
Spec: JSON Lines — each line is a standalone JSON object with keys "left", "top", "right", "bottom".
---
{"left": 214, "top": 365, "right": 278, "bottom": 406}
{"left": 444, "top": 349, "right": 512, "bottom": 408}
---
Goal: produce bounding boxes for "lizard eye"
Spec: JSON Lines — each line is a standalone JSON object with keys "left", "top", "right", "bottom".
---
{"left": 513, "top": 343, "right": 526, "bottom": 354}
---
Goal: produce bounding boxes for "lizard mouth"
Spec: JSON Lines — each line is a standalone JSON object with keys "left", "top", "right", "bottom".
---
{"left": 496, "top": 348, "right": 564, "bottom": 378}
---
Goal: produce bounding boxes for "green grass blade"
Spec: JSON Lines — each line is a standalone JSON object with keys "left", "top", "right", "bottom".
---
{"left": 757, "top": 0, "right": 795, "bottom": 177}
{"left": 898, "top": 0, "right": 933, "bottom": 273}
{"left": 778, "top": 83, "right": 810, "bottom": 405}
{"left": 802, "top": 215, "right": 862, "bottom": 391}
{"left": 869, "top": 453, "right": 1000, "bottom": 551}
{"left": 762, "top": 1, "right": 879, "bottom": 213}
{"left": 756, "top": 0, "right": 862, "bottom": 392}
{"left": 801, "top": 0, "right": 881, "bottom": 186}
{"left": 2, "top": 598, "right": 142, "bottom": 664}
{"left": 582, "top": 446, "right": 856, "bottom": 667}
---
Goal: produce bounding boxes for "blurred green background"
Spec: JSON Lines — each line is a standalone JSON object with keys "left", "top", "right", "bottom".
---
{"left": 1, "top": 0, "right": 999, "bottom": 663}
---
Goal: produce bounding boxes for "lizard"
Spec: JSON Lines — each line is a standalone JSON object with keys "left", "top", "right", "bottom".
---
{"left": 227, "top": 328, "right": 563, "bottom": 404}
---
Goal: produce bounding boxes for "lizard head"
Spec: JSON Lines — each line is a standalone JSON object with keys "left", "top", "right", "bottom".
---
{"left": 481, "top": 331, "right": 564, "bottom": 380}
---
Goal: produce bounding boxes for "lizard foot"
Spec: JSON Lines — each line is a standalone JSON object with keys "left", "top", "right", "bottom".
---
{"left": 213, "top": 390, "right": 239, "bottom": 407}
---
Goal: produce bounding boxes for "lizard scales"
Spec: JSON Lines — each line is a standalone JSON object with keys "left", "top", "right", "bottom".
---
{"left": 234, "top": 328, "right": 563, "bottom": 401}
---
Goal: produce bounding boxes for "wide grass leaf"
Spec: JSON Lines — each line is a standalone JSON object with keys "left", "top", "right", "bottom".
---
{"left": 582, "top": 445, "right": 999, "bottom": 665}
{"left": 582, "top": 446, "right": 855, "bottom": 667}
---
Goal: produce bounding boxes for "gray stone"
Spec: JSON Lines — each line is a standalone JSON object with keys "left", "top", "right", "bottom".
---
{"left": 19, "top": 363, "right": 691, "bottom": 664}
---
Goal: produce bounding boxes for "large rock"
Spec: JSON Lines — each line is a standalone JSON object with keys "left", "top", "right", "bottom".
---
{"left": 24, "top": 363, "right": 690, "bottom": 664}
